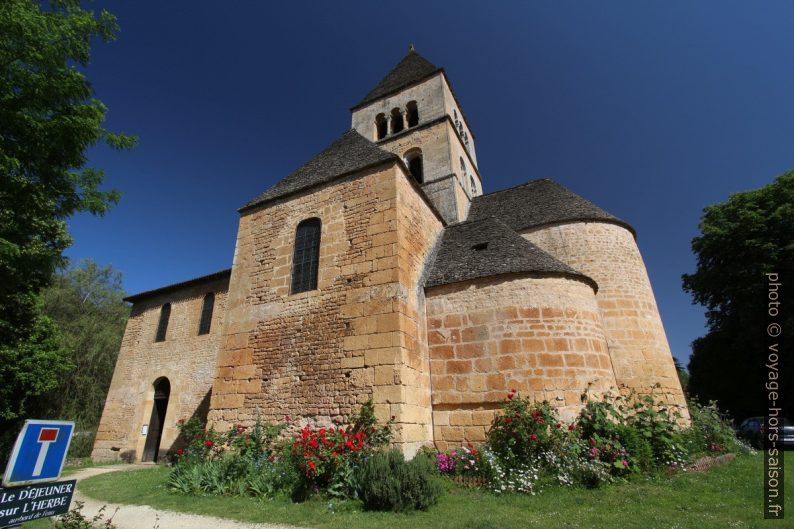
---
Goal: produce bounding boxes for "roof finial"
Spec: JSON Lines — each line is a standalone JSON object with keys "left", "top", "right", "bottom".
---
{"left": 409, "top": 43, "right": 415, "bottom": 52}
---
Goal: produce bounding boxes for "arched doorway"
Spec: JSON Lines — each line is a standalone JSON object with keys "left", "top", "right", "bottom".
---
{"left": 142, "top": 377, "right": 170, "bottom": 462}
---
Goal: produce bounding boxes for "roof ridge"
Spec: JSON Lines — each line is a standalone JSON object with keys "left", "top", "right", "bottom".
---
{"left": 124, "top": 268, "right": 232, "bottom": 303}
{"left": 476, "top": 178, "right": 550, "bottom": 199}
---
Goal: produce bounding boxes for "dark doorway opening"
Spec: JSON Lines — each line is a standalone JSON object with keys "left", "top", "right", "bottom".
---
{"left": 142, "top": 377, "right": 170, "bottom": 462}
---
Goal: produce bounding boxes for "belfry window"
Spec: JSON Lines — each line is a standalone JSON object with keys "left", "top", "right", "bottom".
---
{"left": 460, "top": 156, "right": 466, "bottom": 176}
{"left": 406, "top": 101, "right": 419, "bottom": 127}
{"left": 375, "top": 113, "right": 387, "bottom": 140}
{"left": 155, "top": 303, "right": 170, "bottom": 342}
{"left": 198, "top": 292, "right": 214, "bottom": 335}
{"left": 405, "top": 149, "right": 423, "bottom": 184}
{"left": 291, "top": 218, "right": 321, "bottom": 294}
{"left": 390, "top": 108, "right": 404, "bottom": 134}
{"left": 470, "top": 175, "right": 477, "bottom": 196}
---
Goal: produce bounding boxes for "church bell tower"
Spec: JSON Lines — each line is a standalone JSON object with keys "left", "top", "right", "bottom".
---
{"left": 351, "top": 47, "right": 481, "bottom": 224}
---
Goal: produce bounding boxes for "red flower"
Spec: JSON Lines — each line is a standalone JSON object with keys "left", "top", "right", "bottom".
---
{"left": 507, "top": 393, "right": 514, "bottom": 400}
{"left": 530, "top": 434, "right": 538, "bottom": 441}
{"left": 308, "top": 461, "right": 316, "bottom": 471}
{"left": 332, "top": 451, "right": 338, "bottom": 457}
{"left": 504, "top": 417, "right": 512, "bottom": 423}
{"left": 205, "top": 440, "right": 213, "bottom": 448}
{"left": 309, "top": 438, "right": 319, "bottom": 448}
{"left": 568, "top": 423, "right": 576, "bottom": 431}
{"left": 176, "top": 448, "right": 183, "bottom": 455}
{"left": 510, "top": 388, "right": 517, "bottom": 394}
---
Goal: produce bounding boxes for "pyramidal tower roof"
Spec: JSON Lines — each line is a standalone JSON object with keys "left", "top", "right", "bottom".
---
{"left": 353, "top": 47, "right": 441, "bottom": 109}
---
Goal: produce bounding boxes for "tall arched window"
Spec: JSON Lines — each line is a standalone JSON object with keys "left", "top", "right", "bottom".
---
{"left": 197, "top": 292, "right": 214, "bottom": 335}
{"left": 406, "top": 101, "right": 419, "bottom": 127}
{"left": 390, "top": 108, "right": 404, "bottom": 134}
{"left": 405, "top": 149, "right": 423, "bottom": 184}
{"left": 460, "top": 156, "right": 467, "bottom": 176}
{"left": 470, "top": 175, "right": 477, "bottom": 196}
{"left": 375, "top": 113, "right": 387, "bottom": 140}
{"left": 155, "top": 303, "right": 170, "bottom": 342}
{"left": 291, "top": 218, "right": 321, "bottom": 294}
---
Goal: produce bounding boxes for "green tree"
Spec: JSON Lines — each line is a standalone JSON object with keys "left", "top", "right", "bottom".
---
{"left": 672, "top": 357, "right": 689, "bottom": 393}
{"left": 0, "top": 0, "right": 134, "bottom": 457}
{"left": 38, "top": 260, "right": 129, "bottom": 455}
{"left": 682, "top": 171, "right": 793, "bottom": 421}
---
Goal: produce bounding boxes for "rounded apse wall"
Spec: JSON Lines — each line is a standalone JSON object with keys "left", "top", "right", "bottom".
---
{"left": 425, "top": 274, "right": 616, "bottom": 450}
{"left": 521, "top": 221, "right": 688, "bottom": 418}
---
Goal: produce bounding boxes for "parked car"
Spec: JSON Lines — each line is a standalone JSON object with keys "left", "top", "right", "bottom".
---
{"left": 738, "top": 416, "right": 794, "bottom": 449}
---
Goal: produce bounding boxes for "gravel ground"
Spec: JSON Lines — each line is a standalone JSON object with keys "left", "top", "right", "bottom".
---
{"left": 70, "top": 465, "right": 300, "bottom": 529}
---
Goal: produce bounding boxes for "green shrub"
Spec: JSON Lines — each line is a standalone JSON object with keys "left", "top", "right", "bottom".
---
{"left": 283, "top": 400, "right": 392, "bottom": 501}
{"left": 356, "top": 450, "right": 441, "bottom": 512}
{"left": 614, "top": 424, "right": 654, "bottom": 473}
{"left": 486, "top": 390, "right": 562, "bottom": 467}
{"left": 682, "top": 399, "right": 742, "bottom": 455}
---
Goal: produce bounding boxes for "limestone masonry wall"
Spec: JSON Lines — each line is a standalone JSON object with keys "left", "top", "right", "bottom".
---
{"left": 351, "top": 73, "right": 445, "bottom": 141}
{"left": 521, "top": 222, "right": 688, "bottom": 417}
{"left": 425, "top": 275, "right": 616, "bottom": 450}
{"left": 379, "top": 120, "right": 469, "bottom": 224}
{"left": 209, "top": 164, "right": 442, "bottom": 454}
{"left": 92, "top": 277, "right": 228, "bottom": 461}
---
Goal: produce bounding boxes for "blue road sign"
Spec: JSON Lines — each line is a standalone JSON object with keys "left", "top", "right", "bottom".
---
{"left": 2, "top": 420, "right": 74, "bottom": 487}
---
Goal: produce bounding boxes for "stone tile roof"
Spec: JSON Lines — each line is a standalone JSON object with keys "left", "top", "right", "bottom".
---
{"left": 242, "top": 129, "right": 398, "bottom": 210}
{"left": 468, "top": 179, "right": 635, "bottom": 236}
{"left": 425, "top": 217, "right": 597, "bottom": 290}
{"left": 124, "top": 269, "right": 232, "bottom": 303}
{"left": 353, "top": 49, "right": 441, "bottom": 110}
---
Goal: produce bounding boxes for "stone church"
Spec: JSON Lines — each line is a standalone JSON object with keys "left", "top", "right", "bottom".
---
{"left": 93, "top": 49, "right": 687, "bottom": 461}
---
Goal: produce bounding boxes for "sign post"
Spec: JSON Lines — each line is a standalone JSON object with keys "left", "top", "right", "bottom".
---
{"left": 1, "top": 420, "right": 75, "bottom": 528}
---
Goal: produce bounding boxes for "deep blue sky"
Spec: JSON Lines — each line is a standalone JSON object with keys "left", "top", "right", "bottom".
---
{"left": 69, "top": 1, "right": 794, "bottom": 367}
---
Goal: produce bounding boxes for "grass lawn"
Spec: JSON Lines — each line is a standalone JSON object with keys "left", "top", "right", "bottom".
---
{"left": 41, "top": 452, "right": 794, "bottom": 528}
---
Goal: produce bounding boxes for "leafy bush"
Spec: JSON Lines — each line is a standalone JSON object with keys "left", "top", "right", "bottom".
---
{"left": 472, "top": 389, "right": 745, "bottom": 495}
{"left": 434, "top": 443, "right": 480, "bottom": 476}
{"left": 682, "top": 399, "right": 743, "bottom": 455}
{"left": 53, "top": 501, "right": 117, "bottom": 528}
{"left": 167, "top": 454, "right": 297, "bottom": 497}
{"left": 283, "top": 400, "right": 392, "bottom": 500}
{"left": 624, "top": 394, "right": 688, "bottom": 469}
{"left": 356, "top": 450, "right": 441, "bottom": 512}
{"left": 168, "top": 414, "right": 290, "bottom": 498}
{"left": 486, "top": 390, "right": 560, "bottom": 468}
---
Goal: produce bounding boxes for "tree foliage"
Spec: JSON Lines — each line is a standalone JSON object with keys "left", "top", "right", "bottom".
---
{"left": 0, "top": 0, "right": 134, "bottom": 458}
{"left": 41, "top": 261, "right": 128, "bottom": 424}
{"left": 682, "top": 171, "right": 793, "bottom": 420}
